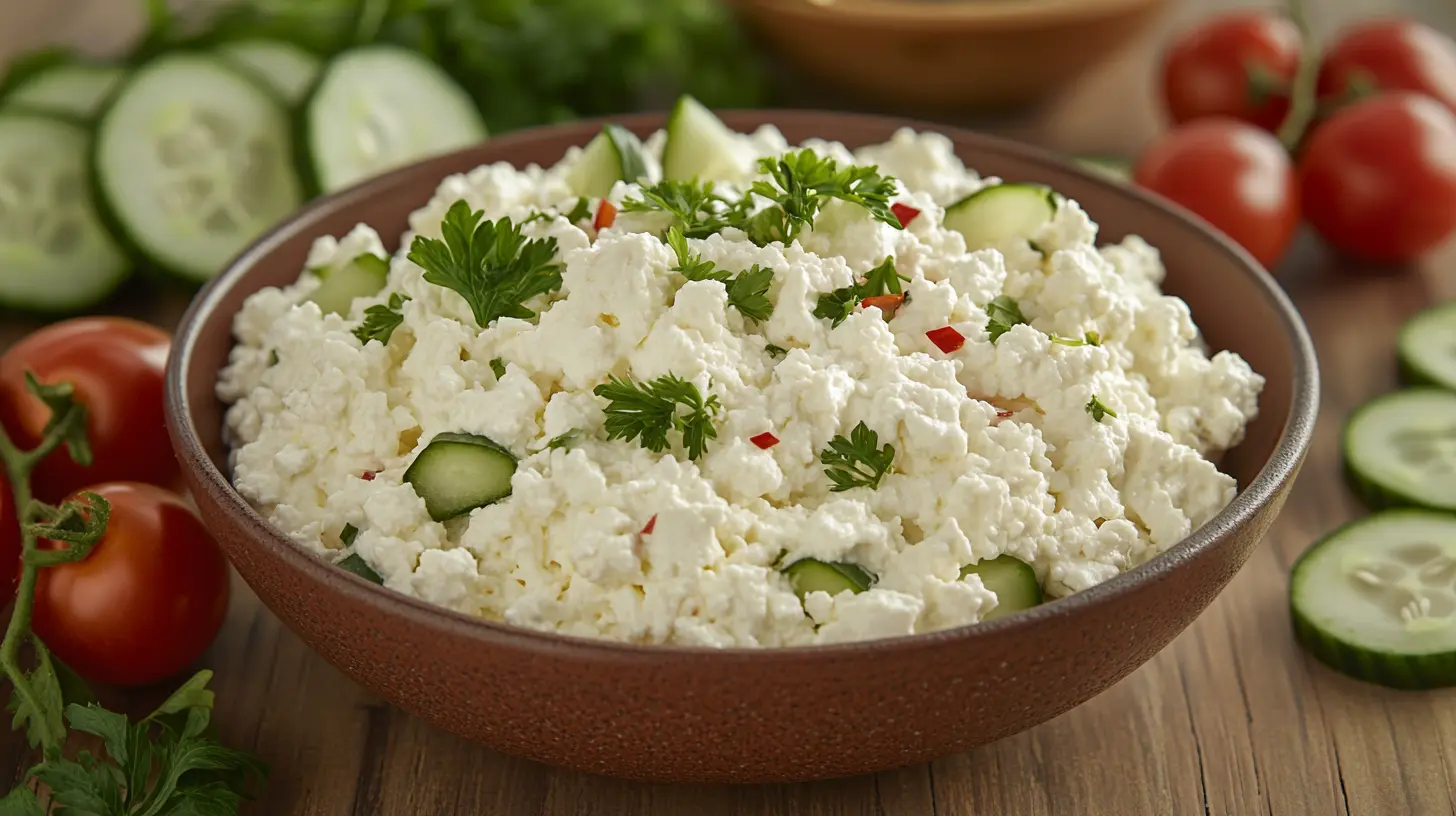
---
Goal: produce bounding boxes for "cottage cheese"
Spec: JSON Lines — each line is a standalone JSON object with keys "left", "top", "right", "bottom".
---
{"left": 217, "top": 125, "right": 1264, "bottom": 647}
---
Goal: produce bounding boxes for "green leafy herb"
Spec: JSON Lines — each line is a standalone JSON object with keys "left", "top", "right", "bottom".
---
{"left": 267, "top": 349, "right": 280, "bottom": 367}
{"left": 489, "top": 357, "right": 507, "bottom": 379}
{"left": 985, "top": 295, "right": 1027, "bottom": 343}
{"left": 1086, "top": 395, "right": 1118, "bottom": 422}
{"left": 813, "top": 257, "right": 907, "bottom": 327}
{"left": 744, "top": 150, "right": 901, "bottom": 245}
{"left": 564, "top": 197, "right": 593, "bottom": 223}
{"left": 623, "top": 180, "right": 728, "bottom": 237}
{"left": 594, "top": 374, "right": 721, "bottom": 460}
{"left": 546, "top": 429, "right": 585, "bottom": 451}
{"left": 340, "top": 524, "right": 359, "bottom": 547}
{"left": 820, "top": 421, "right": 895, "bottom": 492}
{"left": 765, "top": 344, "right": 789, "bottom": 359}
{"left": 1028, "top": 239, "right": 1046, "bottom": 256}
{"left": 337, "top": 553, "right": 383, "bottom": 585}
{"left": 408, "top": 200, "right": 563, "bottom": 329}
{"left": 665, "top": 227, "right": 774, "bottom": 321}
{"left": 1050, "top": 331, "right": 1102, "bottom": 347}
{"left": 353, "top": 292, "right": 410, "bottom": 345}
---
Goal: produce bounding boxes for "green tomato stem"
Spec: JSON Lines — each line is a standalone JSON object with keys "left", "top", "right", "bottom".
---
{"left": 1276, "top": 0, "right": 1319, "bottom": 152}
{"left": 0, "top": 421, "right": 58, "bottom": 750}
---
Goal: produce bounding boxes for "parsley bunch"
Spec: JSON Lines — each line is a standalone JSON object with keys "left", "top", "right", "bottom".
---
{"left": 594, "top": 375, "right": 721, "bottom": 460}
{"left": 985, "top": 295, "right": 1028, "bottom": 343}
{"left": 665, "top": 228, "right": 774, "bottom": 322}
{"left": 814, "top": 257, "right": 908, "bottom": 327}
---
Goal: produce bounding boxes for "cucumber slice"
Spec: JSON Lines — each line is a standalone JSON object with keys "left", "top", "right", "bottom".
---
{"left": 404, "top": 432, "right": 517, "bottom": 522}
{"left": 1398, "top": 303, "right": 1456, "bottom": 390}
{"left": 961, "top": 554, "right": 1043, "bottom": 621}
{"left": 662, "top": 94, "right": 741, "bottom": 182}
{"left": 1074, "top": 155, "right": 1132, "bottom": 184}
{"left": 781, "top": 558, "right": 874, "bottom": 599}
{"left": 215, "top": 39, "right": 321, "bottom": 105}
{"left": 93, "top": 54, "right": 303, "bottom": 283}
{"left": 303, "top": 45, "right": 486, "bottom": 194}
{"left": 1343, "top": 389, "right": 1456, "bottom": 513}
{"left": 567, "top": 124, "right": 648, "bottom": 198}
{"left": 0, "top": 111, "right": 129, "bottom": 313}
{"left": 1291, "top": 510, "right": 1456, "bottom": 689}
{"left": 307, "top": 253, "right": 388, "bottom": 316}
{"left": 3, "top": 63, "right": 126, "bottom": 120}
{"left": 944, "top": 183, "right": 1058, "bottom": 252}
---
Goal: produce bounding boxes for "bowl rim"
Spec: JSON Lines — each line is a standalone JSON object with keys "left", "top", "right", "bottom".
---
{"left": 166, "top": 108, "right": 1319, "bottom": 663}
{"left": 730, "top": 0, "right": 1166, "bottom": 27}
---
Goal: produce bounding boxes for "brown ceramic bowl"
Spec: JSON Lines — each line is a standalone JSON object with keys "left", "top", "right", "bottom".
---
{"left": 165, "top": 111, "right": 1317, "bottom": 784}
{"left": 727, "top": 0, "right": 1167, "bottom": 110}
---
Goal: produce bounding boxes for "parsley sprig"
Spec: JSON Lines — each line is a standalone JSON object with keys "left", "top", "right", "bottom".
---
{"left": 621, "top": 180, "right": 730, "bottom": 237}
{"left": 1050, "top": 330, "right": 1102, "bottom": 347}
{"left": 985, "top": 295, "right": 1028, "bottom": 343}
{"left": 820, "top": 421, "right": 896, "bottom": 492}
{"left": 594, "top": 374, "right": 721, "bottom": 460}
{"left": 813, "top": 257, "right": 908, "bottom": 327}
{"left": 1086, "top": 395, "right": 1118, "bottom": 422}
{"left": 353, "top": 292, "right": 410, "bottom": 345}
{"left": 409, "top": 200, "right": 563, "bottom": 328}
{"left": 743, "top": 150, "right": 901, "bottom": 245}
{"left": 665, "top": 228, "right": 774, "bottom": 321}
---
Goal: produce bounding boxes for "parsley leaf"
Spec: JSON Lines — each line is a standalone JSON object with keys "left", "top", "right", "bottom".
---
{"left": 564, "top": 196, "right": 593, "bottom": 223}
{"left": 666, "top": 226, "right": 722, "bottom": 281}
{"left": 985, "top": 295, "right": 1027, "bottom": 343}
{"left": 594, "top": 374, "right": 721, "bottom": 460}
{"left": 1049, "top": 331, "right": 1102, "bottom": 347}
{"left": 408, "top": 200, "right": 563, "bottom": 329}
{"left": 813, "top": 257, "right": 907, "bottom": 327}
{"left": 353, "top": 292, "right": 410, "bottom": 345}
{"left": 764, "top": 344, "right": 788, "bottom": 359}
{"left": 820, "top": 421, "right": 895, "bottom": 492}
{"left": 489, "top": 358, "right": 507, "bottom": 379}
{"left": 746, "top": 150, "right": 901, "bottom": 245}
{"left": 622, "top": 180, "right": 727, "bottom": 236}
{"left": 546, "top": 429, "right": 585, "bottom": 451}
{"left": 1086, "top": 395, "right": 1118, "bottom": 422}
{"left": 665, "top": 227, "right": 775, "bottom": 322}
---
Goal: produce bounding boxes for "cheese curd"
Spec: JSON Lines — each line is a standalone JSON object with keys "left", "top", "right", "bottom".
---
{"left": 218, "top": 126, "right": 1264, "bottom": 647}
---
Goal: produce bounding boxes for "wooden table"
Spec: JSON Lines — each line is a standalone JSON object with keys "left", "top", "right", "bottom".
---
{"left": 4, "top": 2, "right": 1456, "bottom": 814}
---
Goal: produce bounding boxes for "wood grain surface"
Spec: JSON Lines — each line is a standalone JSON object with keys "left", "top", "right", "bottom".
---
{"left": 3, "top": 1, "right": 1456, "bottom": 814}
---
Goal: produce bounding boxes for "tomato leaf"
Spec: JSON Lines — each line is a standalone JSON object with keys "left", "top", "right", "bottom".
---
{"left": 0, "top": 784, "right": 45, "bottom": 816}
{"left": 9, "top": 640, "right": 66, "bottom": 751}
{"left": 66, "top": 705, "right": 131, "bottom": 765}
{"left": 22, "top": 372, "right": 91, "bottom": 467}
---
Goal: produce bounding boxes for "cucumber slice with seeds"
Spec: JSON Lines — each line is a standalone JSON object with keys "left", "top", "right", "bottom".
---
{"left": 1343, "top": 389, "right": 1456, "bottom": 513}
{"left": 215, "top": 38, "right": 321, "bottom": 105}
{"left": 93, "top": 54, "right": 303, "bottom": 283}
{"left": 662, "top": 94, "right": 741, "bottom": 182}
{"left": 1398, "top": 303, "right": 1456, "bottom": 390}
{"left": 1292, "top": 510, "right": 1456, "bottom": 689}
{"left": 944, "top": 183, "right": 1057, "bottom": 252}
{"left": 568, "top": 124, "right": 648, "bottom": 198}
{"left": 4, "top": 63, "right": 126, "bottom": 120}
{"left": 961, "top": 554, "right": 1043, "bottom": 620}
{"left": 781, "top": 558, "right": 874, "bottom": 599}
{"left": 405, "top": 432, "right": 517, "bottom": 522}
{"left": 307, "top": 253, "right": 388, "bottom": 315}
{"left": 0, "top": 111, "right": 129, "bottom": 312}
{"left": 303, "top": 45, "right": 486, "bottom": 194}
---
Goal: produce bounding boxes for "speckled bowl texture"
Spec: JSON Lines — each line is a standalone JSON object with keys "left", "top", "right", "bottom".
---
{"left": 165, "top": 111, "right": 1319, "bottom": 784}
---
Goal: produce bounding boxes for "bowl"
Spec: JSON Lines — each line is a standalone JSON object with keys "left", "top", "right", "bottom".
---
{"left": 727, "top": 0, "right": 1168, "bottom": 111}
{"left": 165, "top": 110, "right": 1318, "bottom": 784}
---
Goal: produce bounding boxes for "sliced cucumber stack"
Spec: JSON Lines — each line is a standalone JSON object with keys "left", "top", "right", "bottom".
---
{"left": 0, "top": 111, "right": 129, "bottom": 312}
{"left": 961, "top": 554, "right": 1043, "bottom": 620}
{"left": 1292, "top": 510, "right": 1456, "bottom": 689}
{"left": 1343, "top": 389, "right": 1456, "bottom": 513}
{"left": 307, "top": 252, "right": 388, "bottom": 316}
{"left": 3, "top": 63, "right": 126, "bottom": 120}
{"left": 405, "top": 432, "right": 517, "bottom": 522}
{"left": 215, "top": 38, "right": 321, "bottom": 105}
{"left": 1398, "top": 303, "right": 1456, "bottom": 391}
{"left": 662, "top": 95, "right": 742, "bottom": 182}
{"left": 302, "top": 45, "right": 486, "bottom": 194}
{"left": 944, "top": 183, "right": 1058, "bottom": 252}
{"left": 781, "top": 558, "right": 874, "bottom": 599}
{"left": 567, "top": 124, "right": 648, "bottom": 198}
{"left": 93, "top": 53, "right": 303, "bottom": 283}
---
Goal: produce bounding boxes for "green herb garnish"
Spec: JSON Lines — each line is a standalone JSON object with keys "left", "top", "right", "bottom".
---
{"left": 353, "top": 292, "right": 410, "bottom": 345}
{"left": 813, "top": 257, "right": 907, "bottom": 327}
{"left": 546, "top": 429, "right": 586, "bottom": 451}
{"left": 985, "top": 295, "right": 1027, "bottom": 343}
{"left": 742, "top": 150, "right": 901, "bottom": 245}
{"left": 594, "top": 374, "right": 721, "bottom": 460}
{"left": 564, "top": 196, "right": 593, "bottom": 223}
{"left": 1086, "top": 395, "right": 1118, "bottom": 422}
{"left": 489, "top": 358, "right": 507, "bottom": 379}
{"left": 621, "top": 180, "right": 727, "bottom": 237}
{"left": 820, "top": 421, "right": 895, "bottom": 492}
{"left": 665, "top": 227, "right": 774, "bottom": 321}
{"left": 1050, "top": 331, "right": 1102, "bottom": 347}
{"left": 765, "top": 344, "right": 789, "bottom": 359}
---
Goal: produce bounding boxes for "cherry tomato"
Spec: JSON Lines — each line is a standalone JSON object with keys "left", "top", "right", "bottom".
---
{"left": 1298, "top": 92, "right": 1456, "bottom": 265}
{"left": 1318, "top": 19, "right": 1456, "bottom": 113}
{"left": 0, "top": 318, "right": 174, "bottom": 504}
{"left": 32, "top": 482, "right": 229, "bottom": 688}
{"left": 1162, "top": 11, "right": 1302, "bottom": 132}
{"left": 0, "top": 474, "right": 18, "bottom": 596}
{"left": 1134, "top": 118, "right": 1300, "bottom": 269}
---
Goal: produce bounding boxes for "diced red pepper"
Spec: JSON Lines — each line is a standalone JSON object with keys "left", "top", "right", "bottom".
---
{"left": 926, "top": 326, "right": 965, "bottom": 353}
{"left": 749, "top": 432, "right": 780, "bottom": 449}
{"left": 860, "top": 293, "right": 905, "bottom": 319}
{"left": 891, "top": 202, "right": 921, "bottom": 228}
{"left": 594, "top": 200, "right": 618, "bottom": 231}
{"left": 641, "top": 514, "right": 657, "bottom": 535}
{"left": 361, "top": 471, "right": 377, "bottom": 482}
{"left": 996, "top": 410, "right": 1015, "bottom": 419}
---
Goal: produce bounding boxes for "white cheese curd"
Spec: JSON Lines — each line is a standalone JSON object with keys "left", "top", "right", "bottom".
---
{"left": 218, "top": 123, "right": 1264, "bottom": 647}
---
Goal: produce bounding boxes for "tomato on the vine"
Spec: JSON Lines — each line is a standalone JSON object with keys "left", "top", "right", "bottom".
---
{"left": 1299, "top": 92, "right": 1456, "bottom": 264}
{"left": 1162, "top": 10, "right": 1302, "bottom": 132}
{"left": 32, "top": 482, "right": 229, "bottom": 688}
{"left": 1318, "top": 19, "right": 1456, "bottom": 113}
{"left": 1134, "top": 118, "right": 1300, "bottom": 269}
{"left": 0, "top": 318, "right": 175, "bottom": 504}
{"left": 0, "top": 474, "right": 18, "bottom": 596}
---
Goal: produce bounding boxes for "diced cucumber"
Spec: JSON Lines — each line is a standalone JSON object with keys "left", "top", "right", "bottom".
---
{"left": 662, "top": 94, "right": 742, "bottom": 182}
{"left": 307, "top": 253, "right": 388, "bottom": 315}
{"left": 3, "top": 63, "right": 126, "bottom": 120}
{"left": 404, "top": 432, "right": 517, "bottom": 522}
{"left": 337, "top": 552, "right": 384, "bottom": 585}
{"left": 215, "top": 38, "right": 321, "bottom": 105}
{"left": 944, "top": 183, "right": 1058, "bottom": 252}
{"left": 1398, "top": 303, "right": 1456, "bottom": 391}
{"left": 567, "top": 124, "right": 648, "bottom": 198}
{"left": 1343, "top": 389, "right": 1456, "bottom": 513}
{"left": 92, "top": 54, "right": 303, "bottom": 283}
{"left": 1291, "top": 510, "right": 1456, "bottom": 689}
{"left": 961, "top": 554, "right": 1043, "bottom": 621}
{"left": 0, "top": 111, "right": 129, "bottom": 313}
{"left": 781, "top": 558, "right": 874, "bottom": 599}
{"left": 1074, "top": 155, "right": 1132, "bottom": 184}
{"left": 302, "top": 45, "right": 486, "bottom": 194}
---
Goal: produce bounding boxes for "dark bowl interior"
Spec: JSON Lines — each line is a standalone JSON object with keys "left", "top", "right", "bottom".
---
{"left": 166, "top": 110, "right": 1318, "bottom": 783}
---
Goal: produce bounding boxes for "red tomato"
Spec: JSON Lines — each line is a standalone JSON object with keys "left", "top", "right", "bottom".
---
{"left": 1134, "top": 118, "right": 1299, "bottom": 269}
{"left": 32, "top": 482, "right": 229, "bottom": 688}
{"left": 0, "top": 474, "right": 18, "bottom": 596}
{"left": 0, "top": 318, "right": 175, "bottom": 503}
{"left": 1162, "top": 11, "right": 1302, "bottom": 131}
{"left": 1299, "top": 92, "right": 1456, "bottom": 264}
{"left": 1318, "top": 19, "right": 1456, "bottom": 113}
